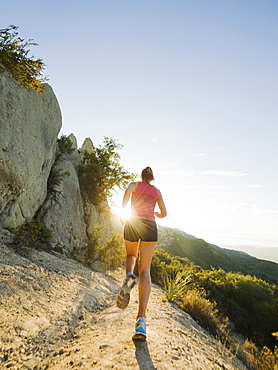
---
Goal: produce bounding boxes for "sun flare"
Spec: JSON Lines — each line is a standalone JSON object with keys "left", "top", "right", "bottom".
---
{"left": 120, "top": 207, "right": 132, "bottom": 221}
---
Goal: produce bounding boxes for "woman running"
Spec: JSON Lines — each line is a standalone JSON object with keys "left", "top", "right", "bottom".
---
{"left": 117, "top": 167, "right": 167, "bottom": 340}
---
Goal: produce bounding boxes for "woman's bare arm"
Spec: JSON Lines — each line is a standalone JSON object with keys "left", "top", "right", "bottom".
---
{"left": 154, "top": 189, "right": 167, "bottom": 218}
{"left": 122, "top": 182, "right": 136, "bottom": 209}
{"left": 120, "top": 182, "right": 137, "bottom": 224}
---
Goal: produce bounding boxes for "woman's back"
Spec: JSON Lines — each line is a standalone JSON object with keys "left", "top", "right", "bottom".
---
{"left": 131, "top": 182, "right": 158, "bottom": 221}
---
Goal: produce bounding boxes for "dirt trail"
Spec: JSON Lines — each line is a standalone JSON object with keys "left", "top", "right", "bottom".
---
{"left": 0, "top": 244, "right": 247, "bottom": 370}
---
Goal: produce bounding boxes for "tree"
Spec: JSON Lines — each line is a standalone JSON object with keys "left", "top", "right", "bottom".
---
{"left": 77, "top": 137, "right": 135, "bottom": 205}
{"left": 0, "top": 25, "right": 46, "bottom": 92}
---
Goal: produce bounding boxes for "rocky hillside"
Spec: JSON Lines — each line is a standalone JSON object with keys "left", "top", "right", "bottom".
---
{"left": 0, "top": 67, "right": 111, "bottom": 261}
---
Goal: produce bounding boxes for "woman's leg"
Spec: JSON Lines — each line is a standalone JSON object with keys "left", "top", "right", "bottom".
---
{"left": 117, "top": 240, "right": 139, "bottom": 309}
{"left": 125, "top": 240, "right": 139, "bottom": 275}
{"left": 137, "top": 241, "right": 156, "bottom": 319}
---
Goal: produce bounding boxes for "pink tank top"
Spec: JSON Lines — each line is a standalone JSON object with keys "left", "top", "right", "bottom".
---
{"left": 131, "top": 182, "right": 158, "bottom": 221}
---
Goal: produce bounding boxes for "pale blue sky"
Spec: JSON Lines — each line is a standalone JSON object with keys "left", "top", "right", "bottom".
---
{"left": 2, "top": 1, "right": 278, "bottom": 251}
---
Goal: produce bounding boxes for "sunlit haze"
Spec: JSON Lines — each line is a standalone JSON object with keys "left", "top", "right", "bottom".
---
{"left": 2, "top": 1, "right": 278, "bottom": 253}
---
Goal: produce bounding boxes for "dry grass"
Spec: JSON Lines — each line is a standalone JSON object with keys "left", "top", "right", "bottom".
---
{"left": 176, "top": 288, "right": 278, "bottom": 370}
{"left": 179, "top": 288, "right": 228, "bottom": 339}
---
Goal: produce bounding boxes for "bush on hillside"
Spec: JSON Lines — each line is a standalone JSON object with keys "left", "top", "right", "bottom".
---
{"left": 13, "top": 220, "right": 52, "bottom": 253}
{"left": 258, "top": 332, "right": 278, "bottom": 370}
{"left": 181, "top": 288, "right": 229, "bottom": 339}
{"left": 97, "top": 232, "right": 125, "bottom": 271}
{"left": 87, "top": 224, "right": 125, "bottom": 270}
{"left": 0, "top": 25, "right": 46, "bottom": 93}
{"left": 162, "top": 268, "right": 192, "bottom": 302}
{"left": 187, "top": 267, "right": 278, "bottom": 349}
{"left": 152, "top": 247, "right": 278, "bottom": 350}
{"left": 57, "top": 135, "right": 76, "bottom": 157}
{"left": 235, "top": 334, "right": 278, "bottom": 370}
{"left": 151, "top": 248, "right": 190, "bottom": 286}
{"left": 77, "top": 137, "right": 135, "bottom": 206}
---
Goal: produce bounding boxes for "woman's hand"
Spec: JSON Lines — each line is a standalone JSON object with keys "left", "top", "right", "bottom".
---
{"left": 155, "top": 190, "right": 167, "bottom": 218}
{"left": 154, "top": 211, "right": 164, "bottom": 218}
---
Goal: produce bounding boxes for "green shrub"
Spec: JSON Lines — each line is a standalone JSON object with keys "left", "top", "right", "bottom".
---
{"left": 188, "top": 268, "right": 278, "bottom": 348}
{"left": 259, "top": 333, "right": 278, "bottom": 370}
{"left": 77, "top": 137, "right": 135, "bottom": 206}
{"left": 235, "top": 340, "right": 262, "bottom": 370}
{"left": 0, "top": 25, "right": 46, "bottom": 93}
{"left": 162, "top": 268, "right": 191, "bottom": 302}
{"left": 13, "top": 220, "right": 52, "bottom": 252}
{"left": 85, "top": 224, "right": 106, "bottom": 264}
{"left": 86, "top": 225, "right": 125, "bottom": 271}
{"left": 151, "top": 248, "right": 187, "bottom": 286}
{"left": 97, "top": 231, "right": 126, "bottom": 271}
{"left": 57, "top": 135, "right": 76, "bottom": 157}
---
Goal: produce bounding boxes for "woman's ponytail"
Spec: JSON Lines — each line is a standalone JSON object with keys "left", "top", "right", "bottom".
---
{"left": 141, "top": 167, "right": 154, "bottom": 184}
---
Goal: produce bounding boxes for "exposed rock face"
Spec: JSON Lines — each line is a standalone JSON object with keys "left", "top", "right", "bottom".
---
{"left": 0, "top": 69, "right": 113, "bottom": 261}
{"left": 0, "top": 69, "right": 62, "bottom": 229}
{"left": 36, "top": 158, "right": 88, "bottom": 257}
{"left": 81, "top": 137, "right": 94, "bottom": 153}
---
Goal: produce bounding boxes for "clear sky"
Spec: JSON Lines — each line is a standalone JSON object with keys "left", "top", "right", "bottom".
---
{"left": 2, "top": 1, "right": 278, "bottom": 252}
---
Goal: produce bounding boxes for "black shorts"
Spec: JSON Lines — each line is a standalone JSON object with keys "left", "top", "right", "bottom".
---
{"left": 124, "top": 218, "right": 158, "bottom": 242}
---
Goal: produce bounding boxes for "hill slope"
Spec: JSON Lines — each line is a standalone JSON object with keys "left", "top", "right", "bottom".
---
{"left": 0, "top": 243, "right": 247, "bottom": 369}
{"left": 157, "top": 227, "right": 278, "bottom": 286}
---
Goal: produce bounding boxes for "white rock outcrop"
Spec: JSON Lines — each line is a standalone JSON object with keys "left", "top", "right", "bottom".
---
{"left": 37, "top": 159, "right": 88, "bottom": 257}
{"left": 0, "top": 69, "right": 113, "bottom": 261}
{"left": 81, "top": 138, "right": 94, "bottom": 153}
{"left": 0, "top": 69, "right": 62, "bottom": 229}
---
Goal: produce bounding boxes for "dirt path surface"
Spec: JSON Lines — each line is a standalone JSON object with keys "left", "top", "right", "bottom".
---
{"left": 0, "top": 244, "right": 247, "bottom": 370}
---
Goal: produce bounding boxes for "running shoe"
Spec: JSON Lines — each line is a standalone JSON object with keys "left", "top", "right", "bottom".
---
{"left": 132, "top": 317, "right": 146, "bottom": 341}
{"left": 116, "top": 272, "right": 136, "bottom": 309}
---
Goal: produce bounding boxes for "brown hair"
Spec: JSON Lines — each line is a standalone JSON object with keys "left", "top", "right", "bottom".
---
{"left": 141, "top": 167, "right": 154, "bottom": 184}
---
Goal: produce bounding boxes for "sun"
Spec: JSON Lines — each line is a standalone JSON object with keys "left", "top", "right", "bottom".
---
{"left": 120, "top": 207, "right": 132, "bottom": 221}
{"left": 109, "top": 190, "right": 133, "bottom": 221}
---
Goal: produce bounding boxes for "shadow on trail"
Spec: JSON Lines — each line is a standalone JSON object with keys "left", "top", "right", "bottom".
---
{"left": 133, "top": 339, "right": 156, "bottom": 370}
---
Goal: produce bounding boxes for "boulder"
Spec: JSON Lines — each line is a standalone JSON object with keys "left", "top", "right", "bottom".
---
{"left": 67, "top": 133, "right": 81, "bottom": 168}
{"left": 0, "top": 69, "right": 62, "bottom": 229}
{"left": 37, "top": 159, "right": 87, "bottom": 257}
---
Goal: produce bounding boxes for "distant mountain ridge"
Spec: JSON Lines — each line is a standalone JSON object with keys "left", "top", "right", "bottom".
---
{"left": 223, "top": 245, "right": 278, "bottom": 264}
{"left": 157, "top": 226, "right": 278, "bottom": 287}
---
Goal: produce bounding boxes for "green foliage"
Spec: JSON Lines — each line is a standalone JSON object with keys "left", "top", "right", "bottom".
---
{"left": 77, "top": 137, "right": 135, "bottom": 205}
{"left": 158, "top": 231, "right": 236, "bottom": 271}
{"left": 152, "top": 246, "right": 278, "bottom": 351}
{"left": 237, "top": 335, "right": 278, "bottom": 370}
{"left": 260, "top": 338, "right": 278, "bottom": 370}
{"left": 97, "top": 231, "right": 126, "bottom": 271}
{"left": 57, "top": 135, "right": 76, "bottom": 157}
{"left": 151, "top": 248, "right": 187, "bottom": 287}
{"left": 87, "top": 224, "right": 125, "bottom": 270}
{"left": 13, "top": 220, "right": 52, "bottom": 252}
{"left": 84, "top": 224, "right": 104, "bottom": 264}
{"left": 212, "top": 244, "right": 278, "bottom": 287}
{"left": 0, "top": 25, "right": 46, "bottom": 93}
{"left": 158, "top": 227, "right": 278, "bottom": 287}
{"left": 236, "top": 340, "right": 262, "bottom": 370}
{"left": 151, "top": 248, "right": 227, "bottom": 339}
{"left": 162, "top": 269, "right": 191, "bottom": 302}
{"left": 187, "top": 268, "right": 278, "bottom": 349}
